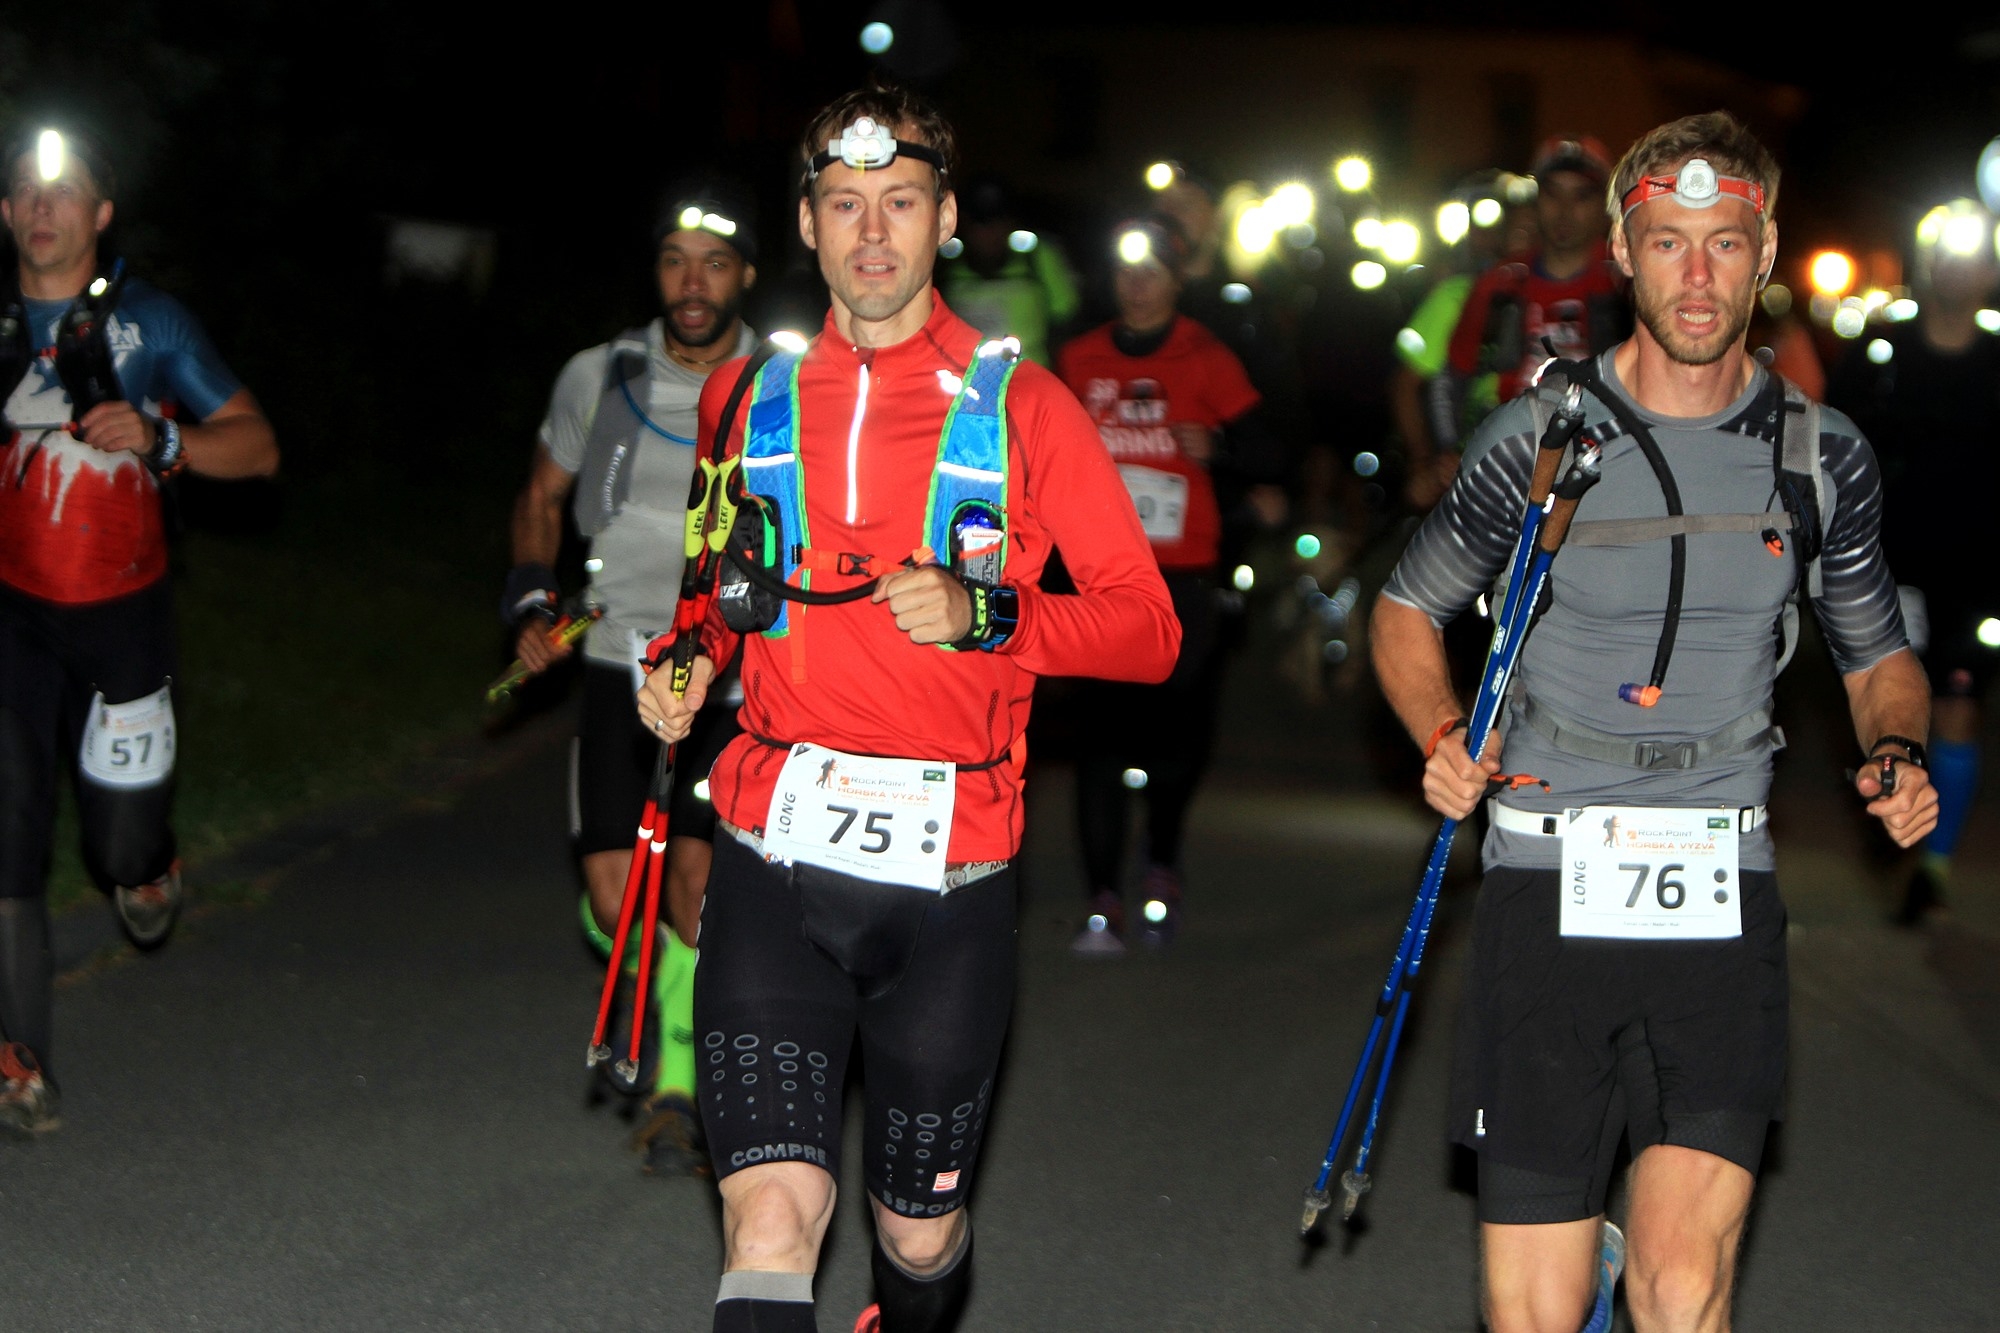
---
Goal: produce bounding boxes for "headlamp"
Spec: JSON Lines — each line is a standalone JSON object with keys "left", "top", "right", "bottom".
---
{"left": 809, "top": 116, "right": 944, "bottom": 179}
{"left": 1620, "top": 158, "right": 1765, "bottom": 219}
{"left": 36, "top": 129, "right": 64, "bottom": 182}
{"left": 672, "top": 204, "right": 738, "bottom": 238}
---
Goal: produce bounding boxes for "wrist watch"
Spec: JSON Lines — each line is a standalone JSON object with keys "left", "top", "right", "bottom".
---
{"left": 145, "top": 417, "right": 186, "bottom": 477}
{"left": 952, "top": 581, "right": 1020, "bottom": 652}
{"left": 1869, "top": 734, "right": 1928, "bottom": 769}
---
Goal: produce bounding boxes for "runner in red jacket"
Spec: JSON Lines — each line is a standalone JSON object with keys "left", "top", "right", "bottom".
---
{"left": 1056, "top": 214, "right": 1265, "bottom": 956}
{"left": 637, "top": 85, "right": 1177, "bottom": 1333}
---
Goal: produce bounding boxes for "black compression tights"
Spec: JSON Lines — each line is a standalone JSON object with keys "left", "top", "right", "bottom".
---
{"left": 0, "top": 898, "right": 53, "bottom": 1075}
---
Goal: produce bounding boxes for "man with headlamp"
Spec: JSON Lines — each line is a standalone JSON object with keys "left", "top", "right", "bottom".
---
{"left": 1438, "top": 136, "right": 1629, "bottom": 451}
{"left": 0, "top": 124, "right": 278, "bottom": 1132}
{"left": 635, "top": 86, "right": 1176, "bottom": 1333}
{"left": 1373, "top": 112, "right": 1932, "bottom": 1332}
{"left": 505, "top": 177, "right": 758, "bottom": 1176}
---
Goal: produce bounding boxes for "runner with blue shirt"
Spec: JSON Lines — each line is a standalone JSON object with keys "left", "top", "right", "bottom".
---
{"left": 0, "top": 123, "right": 278, "bottom": 1133}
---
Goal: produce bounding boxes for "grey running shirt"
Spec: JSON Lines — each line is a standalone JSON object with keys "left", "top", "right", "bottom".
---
{"left": 540, "top": 320, "right": 755, "bottom": 670}
{"left": 1381, "top": 350, "right": 1908, "bottom": 871}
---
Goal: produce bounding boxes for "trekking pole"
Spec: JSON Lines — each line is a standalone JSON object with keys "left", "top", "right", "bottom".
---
{"left": 586, "top": 747, "right": 670, "bottom": 1070}
{"left": 582, "top": 338, "right": 784, "bottom": 1071}
{"left": 485, "top": 601, "right": 604, "bottom": 706}
{"left": 1300, "top": 387, "right": 1592, "bottom": 1236}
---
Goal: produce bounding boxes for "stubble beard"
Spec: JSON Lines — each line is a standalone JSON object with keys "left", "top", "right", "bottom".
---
{"left": 1635, "top": 281, "right": 1754, "bottom": 367}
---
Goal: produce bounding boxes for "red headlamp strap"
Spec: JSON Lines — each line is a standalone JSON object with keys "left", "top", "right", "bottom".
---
{"left": 1619, "top": 159, "right": 1766, "bottom": 219}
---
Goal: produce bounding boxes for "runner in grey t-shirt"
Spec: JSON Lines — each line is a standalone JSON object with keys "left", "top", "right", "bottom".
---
{"left": 1372, "top": 114, "right": 1938, "bottom": 1333}
{"left": 503, "top": 178, "right": 758, "bottom": 1177}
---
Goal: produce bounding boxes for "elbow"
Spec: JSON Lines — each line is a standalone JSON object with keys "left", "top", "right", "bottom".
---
{"left": 1142, "top": 611, "right": 1183, "bottom": 683}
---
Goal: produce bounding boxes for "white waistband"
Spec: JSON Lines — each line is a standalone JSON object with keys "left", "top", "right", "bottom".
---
{"left": 1487, "top": 801, "right": 1769, "bottom": 837}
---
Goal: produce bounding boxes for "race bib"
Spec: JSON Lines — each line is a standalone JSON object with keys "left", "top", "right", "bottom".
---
{"left": 762, "top": 743, "right": 956, "bottom": 890}
{"left": 1118, "top": 465, "right": 1188, "bottom": 543}
{"left": 79, "top": 686, "right": 176, "bottom": 789}
{"left": 1558, "top": 806, "right": 1742, "bottom": 940}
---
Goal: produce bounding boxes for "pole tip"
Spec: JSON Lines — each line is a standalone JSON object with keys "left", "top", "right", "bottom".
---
{"left": 586, "top": 1044, "right": 611, "bottom": 1068}
{"left": 1299, "top": 1186, "right": 1331, "bottom": 1236}
{"left": 1339, "top": 1169, "right": 1372, "bottom": 1220}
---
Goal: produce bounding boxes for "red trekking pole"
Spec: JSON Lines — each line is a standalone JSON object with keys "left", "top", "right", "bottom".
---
{"left": 585, "top": 342, "right": 776, "bottom": 1073}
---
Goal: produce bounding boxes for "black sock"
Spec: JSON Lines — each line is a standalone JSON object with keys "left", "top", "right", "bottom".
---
{"left": 0, "top": 897, "right": 54, "bottom": 1078}
{"left": 872, "top": 1218, "right": 973, "bottom": 1333}
{"left": 713, "top": 1270, "right": 816, "bottom": 1332}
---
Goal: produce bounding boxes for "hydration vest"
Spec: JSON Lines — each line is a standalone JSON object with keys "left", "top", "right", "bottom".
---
{"left": 573, "top": 328, "right": 699, "bottom": 538}
{"left": 1506, "top": 362, "right": 1829, "bottom": 771}
{"left": 0, "top": 260, "right": 129, "bottom": 429}
{"left": 734, "top": 337, "right": 1020, "bottom": 673}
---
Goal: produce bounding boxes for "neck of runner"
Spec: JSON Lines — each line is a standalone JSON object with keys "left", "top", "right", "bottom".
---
{"left": 663, "top": 325, "right": 742, "bottom": 374}
{"left": 16, "top": 253, "right": 94, "bottom": 302}
{"left": 1612, "top": 328, "right": 1757, "bottom": 421}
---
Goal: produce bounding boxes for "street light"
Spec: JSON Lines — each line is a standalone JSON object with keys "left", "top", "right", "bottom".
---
{"left": 1333, "top": 157, "right": 1371, "bottom": 193}
{"left": 1808, "top": 250, "right": 1856, "bottom": 297}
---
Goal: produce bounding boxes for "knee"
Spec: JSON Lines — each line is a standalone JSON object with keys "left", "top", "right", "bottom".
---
{"left": 878, "top": 1210, "right": 966, "bottom": 1276}
{"left": 722, "top": 1168, "right": 835, "bottom": 1271}
{"left": 1625, "top": 1252, "right": 1723, "bottom": 1329}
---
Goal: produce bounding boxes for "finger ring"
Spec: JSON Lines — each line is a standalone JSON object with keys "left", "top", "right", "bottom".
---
{"left": 653, "top": 719, "right": 664, "bottom": 733}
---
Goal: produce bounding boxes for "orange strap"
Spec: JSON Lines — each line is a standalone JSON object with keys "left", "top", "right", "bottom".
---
{"left": 1424, "top": 716, "right": 1469, "bottom": 759}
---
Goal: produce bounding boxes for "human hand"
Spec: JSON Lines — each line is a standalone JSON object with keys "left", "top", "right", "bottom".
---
{"left": 872, "top": 565, "right": 972, "bottom": 645}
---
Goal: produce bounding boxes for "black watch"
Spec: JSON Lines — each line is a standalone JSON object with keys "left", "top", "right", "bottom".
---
{"left": 951, "top": 581, "right": 1019, "bottom": 652}
{"left": 1869, "top": 734, "right": 1928, "bottom": 769}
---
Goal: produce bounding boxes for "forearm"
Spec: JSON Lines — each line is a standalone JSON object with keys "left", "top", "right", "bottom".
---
{"left": 510, "top": 489, "right": 565, "bottom": 567}
{"left": 1371, "top": 592, "right": 1464, "bottom": 745}
{"left": 183, "top": 407, "right": 278, "bottom": 479}
{"left": 1842, "top": 646, "right": 1931, "bottom": 755}
{"left": 1005, "top": 577, "right": 1179, "bottom": 682}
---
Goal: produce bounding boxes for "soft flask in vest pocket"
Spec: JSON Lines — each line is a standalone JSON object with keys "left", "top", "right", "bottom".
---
{"left": 949, "top": 500, "right": 1005, "bottom": 587}
{"left": 718, "top": 494, "right": 787, "bottom": 633}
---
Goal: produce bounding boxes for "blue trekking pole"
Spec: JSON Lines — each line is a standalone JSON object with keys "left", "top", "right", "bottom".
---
{"left": 1300, "top": 386, "right": 1595, "bottom": 1236}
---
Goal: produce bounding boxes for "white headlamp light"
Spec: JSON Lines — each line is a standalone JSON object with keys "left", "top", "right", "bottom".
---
{"left": 809, "top": 116, "right": 945, "bottom": 181}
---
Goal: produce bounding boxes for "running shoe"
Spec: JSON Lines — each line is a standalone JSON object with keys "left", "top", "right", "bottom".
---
{"left": 0, "top": 1043, "right": 60, "bottom": 1134}
{"left": 853, "top": 1305, "right": 881, "bottom": 1333}
{"left": 1894, "top": 861, "right": 1948, "bottom": 927}
{"left": 1070, "top": 890, "right": 1126, "bottom": 958}
{"left": 115, "top": 859, "right": 182, "bottom": 951}
{"left": 1599, "top": 1218, "right": 1625, "bottom": 1288}
{"left": 1137, "top": 864, "right": 1183, "bottom": 950}
{"left": 632, "top": 1092, "right": 712, "bottom": 1178}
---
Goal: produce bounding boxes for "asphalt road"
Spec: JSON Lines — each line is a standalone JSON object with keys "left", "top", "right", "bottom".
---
{"left": 5, "top": 629, "right": 1999, "bottom": 1330}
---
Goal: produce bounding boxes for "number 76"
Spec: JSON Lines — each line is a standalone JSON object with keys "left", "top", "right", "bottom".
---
{"left": 1618, "top": 862, "right": 1686, "bottom": 910}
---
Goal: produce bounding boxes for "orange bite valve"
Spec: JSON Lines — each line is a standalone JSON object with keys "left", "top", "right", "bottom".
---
{"left": 1618, "top": 683, "right": 1662, "bottom": 707}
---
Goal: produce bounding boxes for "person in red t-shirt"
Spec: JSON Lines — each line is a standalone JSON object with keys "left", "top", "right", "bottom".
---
{"left": 1437, "top": 135, "right": 1631, "bottom": 448}
{"left": 1056, "top": 214, "right": 1266, "bottom": 957}
{"left": 637, "top": 88, "right": 1177, "bottom": 1333}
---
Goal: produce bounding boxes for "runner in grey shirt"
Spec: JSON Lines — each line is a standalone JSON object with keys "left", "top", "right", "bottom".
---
{"left": 1372, "top": 113, "right": 1937, "bottom": 1333}
{"left": 504, "top": 178, "right": 758, "bottom": 1176}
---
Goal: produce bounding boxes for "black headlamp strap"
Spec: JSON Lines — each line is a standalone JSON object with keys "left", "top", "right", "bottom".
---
{"left": 809, "top": 141, "right": 945, "bottom": 177}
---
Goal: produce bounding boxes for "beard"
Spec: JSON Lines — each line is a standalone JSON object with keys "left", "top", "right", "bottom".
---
{"left": 1634, "top": 280, "right": 1754, "bottom": 366}
{"left": 668, "top": 294, "right": 741, "bottom": 349}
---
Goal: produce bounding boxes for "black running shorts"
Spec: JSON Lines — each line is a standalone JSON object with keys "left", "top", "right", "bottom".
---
{"left": 571, "top": 661, "right": 739, "bottom": 856}
{"left": 1450, "top": 866, "right": 1788, "bottom": 1225}
{"left": 695, "top": 832, "right": 1017, "bottom": 1218}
